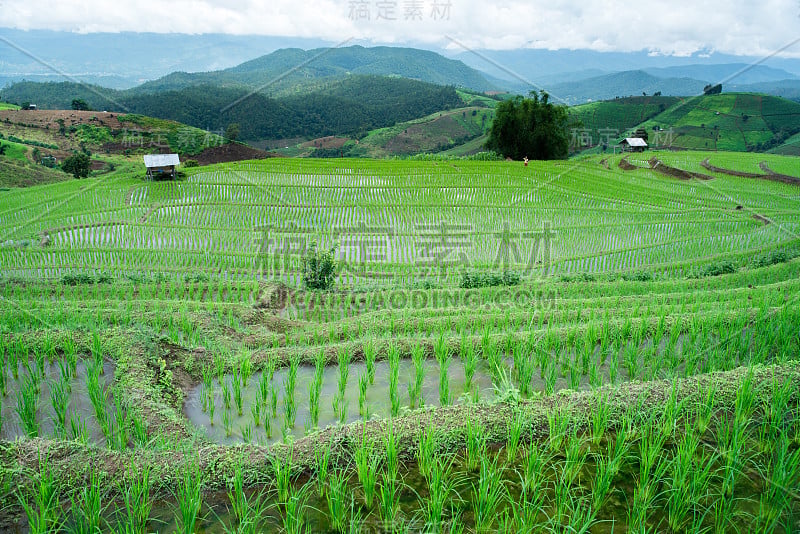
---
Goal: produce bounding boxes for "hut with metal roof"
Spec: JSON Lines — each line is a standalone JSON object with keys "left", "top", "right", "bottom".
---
{"left": 143, "top": 154, "right": 180, "bottom": 179}
{"left": 619, "top": 138, "right": 648, "bottom": 152}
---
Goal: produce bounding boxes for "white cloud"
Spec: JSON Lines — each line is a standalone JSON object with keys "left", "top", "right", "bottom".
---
{"left": 0, "top": 0, "right": 798, "bottom": 57}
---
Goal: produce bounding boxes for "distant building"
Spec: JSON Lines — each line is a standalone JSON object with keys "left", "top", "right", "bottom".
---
{"left": 620, "top": 138, "right": 648, "bottom": 152}
{"left": 143, "top": 154, "right": 180, "bottom": 179}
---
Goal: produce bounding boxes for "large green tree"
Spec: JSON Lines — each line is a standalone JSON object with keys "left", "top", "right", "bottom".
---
{"left": 61, "top": 153, "right": 91, "bottom": 178}
{"left": 485, "top": 91, "right": 570, "bottom": 160}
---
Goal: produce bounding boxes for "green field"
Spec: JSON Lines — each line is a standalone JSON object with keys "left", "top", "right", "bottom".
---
{"left": 637, "top": 93, "right": 800, "bottom": 152}
{"left": 0, "top": 102, "right": 20, "bottom": 111}
{"left": 1, "top": 152, "right": 799, "bottom": 532}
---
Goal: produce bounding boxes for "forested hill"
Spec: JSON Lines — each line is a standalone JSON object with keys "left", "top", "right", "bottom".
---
{"left": 1, "top": 76, "right": 464, "bottom": 140}
{"left": 133, "top": 45, "right": 498, "bottom": 95}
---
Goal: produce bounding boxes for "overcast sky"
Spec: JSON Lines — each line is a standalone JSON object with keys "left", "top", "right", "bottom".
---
{"left": 1, "top": 0, "right": 799, "bottom": 57}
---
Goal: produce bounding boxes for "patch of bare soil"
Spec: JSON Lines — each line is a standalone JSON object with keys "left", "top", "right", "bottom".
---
{"left": 701, "top": 158, "right": 800, "bottom": 186}
{"left": 649, "top": 157, "right": 714, "bottom": 180}
{"left": 192, "top": 143, "right": 277, "bottom": 165}
{"left": 0, "top": 109, "right": 129, "bottom": 130}
{"left": 618, "top": 157, "right": 638, "bottom": 171}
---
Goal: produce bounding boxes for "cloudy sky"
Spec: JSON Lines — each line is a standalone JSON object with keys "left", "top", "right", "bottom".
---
{"left": 1, "top": 0, "right": 799, "bottom": 56}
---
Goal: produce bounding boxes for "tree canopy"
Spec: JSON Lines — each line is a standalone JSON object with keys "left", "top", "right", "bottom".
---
{"left": 485, "top": 91, "right": 570, "bottom": 160}
{"left": 61, "top": 153, "right": 91, "bottom": 178}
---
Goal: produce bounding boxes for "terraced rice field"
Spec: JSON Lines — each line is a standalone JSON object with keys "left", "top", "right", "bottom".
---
{"left": 0, "top": 152, "right": 799, "bottom": 533}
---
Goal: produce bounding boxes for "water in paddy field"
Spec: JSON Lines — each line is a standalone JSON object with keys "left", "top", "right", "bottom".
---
{"left": 0, "top": 359, "right": 116, "bottom": 444}
{"left": 184, "top": 359, "right": 496, "bottom": 446}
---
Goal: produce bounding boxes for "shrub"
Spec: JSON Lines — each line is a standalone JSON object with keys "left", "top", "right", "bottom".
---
{"left": 183, "top": 159, "right": 199, "bottom": 168}
{"left": 303, "top": 244, "right": 337, "bottom": 290}
{"left": 460, "top": 269, "right": 520, "bottom": 289}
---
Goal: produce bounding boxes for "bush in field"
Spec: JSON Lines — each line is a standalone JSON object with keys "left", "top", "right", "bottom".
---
{"left": 460, "top": 269, "right": 520, "bottom": 289}
{"left": 689, "top": 260, "right": 737, "bottom": 278}
{"left": 303, "top": 244, "right": 337, "bottom": 290}
{"left": 183, "top": 159, "right": 199, "bottom": 168}
{"left": 61, "top": 153, "right": 91, "bottom": 179}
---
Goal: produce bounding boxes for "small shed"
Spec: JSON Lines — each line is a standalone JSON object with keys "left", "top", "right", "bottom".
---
{"left": 620, "top": 138, "right": 648, "bottom": 152}
{"left": 143, "top": 154, "right": 180, "bottom": 179}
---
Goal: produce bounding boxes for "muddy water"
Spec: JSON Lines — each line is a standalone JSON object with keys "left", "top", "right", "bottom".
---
{"left": 0, "top": 359, "right": 116, "bottom": 444}
{"left": 184, "top": 359, "right": 497, "bottom": 446}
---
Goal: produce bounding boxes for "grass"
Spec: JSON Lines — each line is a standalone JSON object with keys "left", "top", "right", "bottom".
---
{"left": 0, "top": 152, "right": 799, "bottom": 532}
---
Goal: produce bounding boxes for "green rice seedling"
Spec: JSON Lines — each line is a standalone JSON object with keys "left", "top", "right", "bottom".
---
{"left": 270, "top": 387, "right": 278, "bottom": 419}
{"left": 365, "top": 340, "right": 377, "bottom": 385}
{"left": 207, "top": 389, "right": 216, "bottom": 427}
{"left": 462, "top": 342, "right": 477, "bottom": 393}
{"left": 591, "top": 429, "right": 629, "bottom": 512}
{"left": 438, "top": 351, "right": 451, "bottom": 406}
{"left": 16, "top": 374, "right": 39, "bottom": 437}
{"left": 222, "top": 378, "right": 232, "bottom": 411}
{"left": 120, "top": 465, "right": 152, "bottom": 534}
{"left": 505, "top": 411, "right": 524, "bottom": 463}
{"left": 129, "top": 411, "right": 149, "bottom": 448}
{"left": 465, "top": 418, "right": 487, "bottom": 472}
{"left": 623, "top": 343, "right": 639, "bottom": 380}
{"left": 227, "top": 460, "right": 266, "bottom": 534}
{"left": 222, "top": 407, "right": 233, "bottom": 437}
{"left": 563, "top": 431, "right": 588, "bottom": 488}
{"left": 418, "top": 426, "right": 439, "bottom": 480}
{"left": 232, "top": 368, "right": 243, "bottom": 416}
{"left": 513, "top": 344, "right": 535, "bottom": 397}
{"left": 50, "top": 375, "right": 70, "bottom": 439}
{"left": 18, "top": 457, "right": 61, "bottom": 534}
{"left": 472, "top": 454, "right": 506, "bottom": 533}
{"left": 757, "top": 434, "right": 800, "bottom": 532}
{"left": 389, "top": 346, "right": 400, "bottom": 417}
{"left": 377, "top": 472, "right": 400, "bottom": 531}
{"left": 215, "top": 354, "right": 225, "bottom": 385}
{"left": 548, "top": 408, "right": 571, "bottom": 452}
{"left": 251, "top": 391, "right": 262, "bottom": 427}
{"left": 333, "top": 394, "right": 348, "bottom": 425}
{"left": 284, "top": 360, "right": 298, "bottom": 428}
{"left": 282, "top": 485, "right": 309, "bottom": 534}
{"left": 544, "top": 359, "right": 557, "bottom": 395}
{"left": 69, "top": 412, "right": 88, "bottom": 444}
{"left": 258, "top": 368, "right": 270, "bottom": 408}
{"left": 273, "top": 449, "right": 294, "bottom": 504}
{"left": 34, "top": 349, "right": 46, "bottom": 380}
{"left": 315, "top": 443, "right": 332, "bottom": 498}
{"left": 326, "top": 469, "right": 352, "bottom": 533}
{"left": 358, "top": 373, "right": 368, "bottom": 418}
{"left": 242, "top": 423, "right": 252, "bottom": 443}
{"left": 174, "top": 460, "right": 203, "bottom": 534}
{"left": 70, "top": 468, "right": 105, "bottom": 534}
{"left": 694, "top": 381, "right": 716, "bottom": 435}
{"left": 734, "top": 369, "right": 756, "bottom": 427}
{"left": 264, "top": 407, "right": 272, "bottom": 439}
{"left": 338, "top": 347, "right": 351, "bottom": 398}
{"left": 64, "top": 336, "right": 77, "bottom": 374}
{"left": 422, "top": 453, "right": 456, "bottom": 532}
{"left": 355, "top": 436, "right": 378, "bottom": 508}
{"left": 239, "top": 351, "right": 252, "bottom": 387}
{"left": 591, "top": 393, "right": 610, "bottom": 445}
{"left": 111, "top": 389, "right": 130, "bottom": 451}
{"left": 665, "top": 430, "right": 713, "bottom": 533}
{"left": 410, "top": 343, "right": 425, "bottom": 409}
{"left": 568, "top": 360, "right": 581, "bottom": 391}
